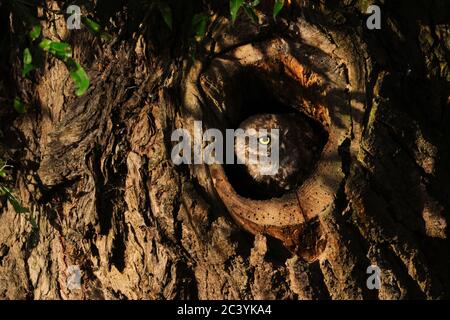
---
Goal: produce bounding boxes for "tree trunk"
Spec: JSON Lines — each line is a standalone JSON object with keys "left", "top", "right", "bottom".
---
{"left": 0, "top": 0, "right": 449, "bottom": 300}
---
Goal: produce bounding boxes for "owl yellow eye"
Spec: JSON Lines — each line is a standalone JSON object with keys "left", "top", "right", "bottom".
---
{"left": 259, "top": 136, "right": 271, "bottom": 145}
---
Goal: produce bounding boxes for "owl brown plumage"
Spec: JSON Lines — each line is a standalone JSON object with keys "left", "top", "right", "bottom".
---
{"left": 235, "top": 113, "right": 322, "bottom": 197}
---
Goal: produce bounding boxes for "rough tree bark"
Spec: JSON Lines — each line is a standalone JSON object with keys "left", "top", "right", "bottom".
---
{"left": 0, "top": 0, "right": 449, "bottom": 299}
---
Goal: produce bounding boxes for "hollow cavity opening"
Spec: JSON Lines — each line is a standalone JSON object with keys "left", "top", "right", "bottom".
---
{"left": 222, "top": 69, "right": 328, "bottom": 200}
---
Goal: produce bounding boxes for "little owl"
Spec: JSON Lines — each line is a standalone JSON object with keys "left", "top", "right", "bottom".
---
{"left": 235, "top": 113, "right": 321, "bottom": 197}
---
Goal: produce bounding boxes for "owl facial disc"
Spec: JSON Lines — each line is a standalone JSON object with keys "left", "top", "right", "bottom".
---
{"left": 235, "top": 113, "right": 321, "bottom": 197}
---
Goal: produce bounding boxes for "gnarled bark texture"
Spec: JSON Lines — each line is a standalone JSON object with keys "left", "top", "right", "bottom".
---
{"left": 0, "top": 0, "right": 449, "bottom": 299}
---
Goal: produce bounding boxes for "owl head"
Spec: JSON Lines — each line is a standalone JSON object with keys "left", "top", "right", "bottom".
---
{"left": 235, "top": 113, "right": 318, "bottom": 197}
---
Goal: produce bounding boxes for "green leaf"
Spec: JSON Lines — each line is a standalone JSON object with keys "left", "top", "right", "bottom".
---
{"left": 191, "top": 13, "right": 208, "bottom": 38}
{"left": 81, "top": 17, "right": 112, "bottom": 41}
{"left": 81, "top": 17, "right": 101, "bottom": 35}
{"left": 157, "top": 2, "right": 173, "bottom": 30}
{"left": 23, "top": 64, "right": 34, "bottom": 77}
{"left": 0, "top": 160, "right": 6, "bottom": 177}
{"left": 13, "top": 97, "right": 26, "bottom": 113}
{"left": 39, "top": 39, "right": 72, "bottom": 60}
{"left": 38, "top": 38, "right": 51, "bottom": 51}
{"left": 0, "top": 186, "right": 28, "bottom": 214}
{"left": 273, "top": 0, "right": 285, "bottom": 19}
{"left": 38, "top": 39, "right": 89, "bottom": 96}
{"left": 22, "top": 48, "right": 34, "bottom": 76}
{"left": 66, "top": 59, "right": 90, "bottom": 96}
{"left": 230, "top": 0, "right": 244, "bottom": 24}
{"left": 0, "top": 186, "right": 8, "bottom": 197}
{"left": 8, "top": 194, "right": 29, "bottom": 214}
{"left": 243, "top": 5, "right": 258, "bottom": 24}
{"left": 251, "top": 0, "right": 261, "bottom": 7}
{"left": 29, "top": 25, "right": 41, "bottom": 41}
{"left": 49, "top": 42, "right": 72, "bottom": 60}
{"left": 23, "top": 48, "right": 32, "bottom": 65}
